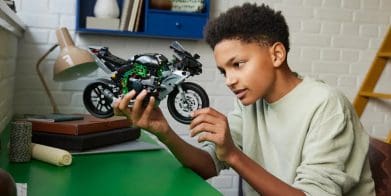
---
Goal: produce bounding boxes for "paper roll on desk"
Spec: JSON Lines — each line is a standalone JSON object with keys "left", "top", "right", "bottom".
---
{"left": 31, "top": 143, "right": 72, "bottom": 166}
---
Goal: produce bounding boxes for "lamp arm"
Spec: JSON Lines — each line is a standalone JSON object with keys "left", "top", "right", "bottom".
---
{"left": 35, "top": 44, "right": 60, "bottom": 114}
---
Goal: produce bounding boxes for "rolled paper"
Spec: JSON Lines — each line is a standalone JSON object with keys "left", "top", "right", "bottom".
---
{"left": 31, "top": 143, "right": 72, "bottom": 166}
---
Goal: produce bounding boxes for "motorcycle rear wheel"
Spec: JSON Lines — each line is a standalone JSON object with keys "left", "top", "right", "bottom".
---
{"left": 83, "top": 79, "right": 115, "bottom": 118}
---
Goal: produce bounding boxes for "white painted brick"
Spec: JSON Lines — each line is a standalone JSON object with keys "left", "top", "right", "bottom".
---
{"left": 315, "top": 8, "right": 353, "bottom": 22}
{"left": 369, "top": 38, "right": 382, "bottom": 49}
{"left": 321, "top": 22, "right": 341, "bottom": 35}
{"left": 20, "top": 0, "right": 49, "bottom": 13}
{"left": 289, "top": 59, "right": 313, "bottom": 73}
{"left": 49, "top": 0, "right": 76, "bottom": 15}
{"left": 380, "top": 0, "right": 391, "bottom": 10}
{"left": 274, "top": 6, "right": 313, "bottom": 19}
{"left": 51, "top": 91, "right": 73, "bottom": 105}
{"left": 303, "top": 0, "right": 322, "bottom": 6}
{"left": 70, "top": 92, "right": 83, "bottom": 107}
{"left": 2, "top": 59, "right": 17, "bottom": 78}
{"left": 332, "top": 36, "right": 369, "bottom": 49}
{"left": 341, "top": 50, "right": 359, "bottom": 62}
{"left": 354, "top": 11, "right": 389, "bottom": 24}
{"left": 317, "top": 74, "right": 338, "bottom": 86}
{"left": 292, "top": 34, "right": 331, "bottom": 47}
{"left": 285, "top": 19, "right": 301, "bottom": 33}
{"left": 341, "top": 23, "right": 359, "bottom": 36}
{"left": 0, "top": 30, "right": 18, "bottom": 58}
{"left": 17, "top": 13, "right": 59, "bottom": 28}
{"left": 359, "top": 50, "right": 377, "bottom": 62}
{"left": 60, "top": 15, "right": 76, "bottom": 31}
{"left": 313, "top": 62, "right": 349, "bottom": 74}
{"left": 350, "top": 62, "right": 370, "bottom": 75}
{"left": 23, "top": 28, "right": 50, "bottom": 44}
{"left": 362, "top": 0, "right": 380, "bottom": 9}
{"left": 18, "top": 43, "right": 59, "bottom": 59}
{"left": 288, "top": 47, "right": 301, "bottom": 60}
{"left": 361, "top": 109, "right": 385, "bottom": 124}
{"left": 302, "top": 20, "right": 321, "bottom": 33}
{"left": 301, "top": 47, "right": 320, "bottom": 60}
{"left": 342, "top": 0, "right": 361, "bottom": 9}
{"left": 360, "top": 24, "right": 379, "bottom": 37}
{"left": 338, "top": 75, "right": 357, "bottom": 86}
{"left": 322, "top": 0, "right": 342, "bottom": 8}
{"left": 321, "top": 48, "right": 340, "bottom": 60}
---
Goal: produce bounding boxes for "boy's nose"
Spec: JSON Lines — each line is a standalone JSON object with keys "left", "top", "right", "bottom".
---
{"left": 225, "top": 74, "right": 237, "bottom": 86}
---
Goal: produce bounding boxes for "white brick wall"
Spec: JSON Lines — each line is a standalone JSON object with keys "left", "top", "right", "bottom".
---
{"left": 0, "top": 29, "right": 18, "bottom": 134}
{"left": 12, "top": 0, "right": 391, "bottom": 195}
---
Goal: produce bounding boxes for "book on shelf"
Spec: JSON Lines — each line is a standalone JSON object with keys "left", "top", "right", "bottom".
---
{"left": 127, "top": 0, "right": 143, "bottom": 32}
{"left": 24, "top": 113, "right": 84, "bottom": 122}
{"left": 29, "top": 114, "right": 132, "bottom": 135}
{"left": 134, "top": 0, "right": 144, "bottom": 32}
{"left": 119, "top": 0, "right": 134, "bottom": 31}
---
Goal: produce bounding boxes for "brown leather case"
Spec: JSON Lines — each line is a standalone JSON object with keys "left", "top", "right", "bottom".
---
{"left": 29, "top": 114, "right": 132, "bottom": 135}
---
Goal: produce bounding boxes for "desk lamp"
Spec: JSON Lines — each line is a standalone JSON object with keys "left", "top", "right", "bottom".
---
{"left": 36, "top": 27, "right": 97, "bottom": 113}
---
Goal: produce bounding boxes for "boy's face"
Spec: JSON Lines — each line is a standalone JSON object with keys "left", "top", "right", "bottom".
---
{"left": 214, "top": 39, "right": 278, "bottom": 105}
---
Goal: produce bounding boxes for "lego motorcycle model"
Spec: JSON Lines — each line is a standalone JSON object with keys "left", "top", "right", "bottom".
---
{"left": 83, "top": 41, "right": 209, "bottom": 124}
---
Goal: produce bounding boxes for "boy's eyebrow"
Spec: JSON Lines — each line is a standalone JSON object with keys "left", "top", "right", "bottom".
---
{"left": 219, "top": 56, "right": 236, "bottom": 67}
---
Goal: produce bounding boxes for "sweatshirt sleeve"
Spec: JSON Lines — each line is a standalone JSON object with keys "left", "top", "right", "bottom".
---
{"left": 292, "top": 97, "right": 370, "bottom": 196}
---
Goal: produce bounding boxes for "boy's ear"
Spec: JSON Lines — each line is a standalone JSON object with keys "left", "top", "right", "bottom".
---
{"left": 270, "top": 42, "right": 286, "bottom": 68}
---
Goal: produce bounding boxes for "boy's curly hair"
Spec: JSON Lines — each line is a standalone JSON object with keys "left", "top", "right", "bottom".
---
{"left": 204, "top": 3, "right": 290, "bottom": 52}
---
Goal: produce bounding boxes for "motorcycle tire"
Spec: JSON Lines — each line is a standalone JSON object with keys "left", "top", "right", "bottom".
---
{"left": 83, "top": 78, "right": 115, "bottom": 118}
{"left": 167, "top": 82, "right": 209, "bottom": 124}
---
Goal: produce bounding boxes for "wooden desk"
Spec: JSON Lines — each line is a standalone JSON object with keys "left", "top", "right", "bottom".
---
{"left": 0, "top": 125, "right": 221, "bottom": 196}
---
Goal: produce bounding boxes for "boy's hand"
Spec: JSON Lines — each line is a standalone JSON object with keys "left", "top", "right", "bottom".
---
{"left": 113, "top": 89, "right": 171, "bottom": 139}
{"left": 190, "top": 108, "right": 238, "bottom": 162}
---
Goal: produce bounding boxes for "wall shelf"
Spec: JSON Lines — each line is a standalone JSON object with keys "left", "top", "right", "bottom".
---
{"left": 76, "top": 0, "right": 210, "bottom": 40}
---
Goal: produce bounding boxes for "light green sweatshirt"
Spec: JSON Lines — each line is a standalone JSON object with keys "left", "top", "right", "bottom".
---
{"left": 203, "top": 77, "right": 375, "bottom": 196}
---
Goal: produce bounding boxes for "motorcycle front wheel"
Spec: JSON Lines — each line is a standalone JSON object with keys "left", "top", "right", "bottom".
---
{"left": 167, "top": 82, "right": 209, "bottom": 124}
{"left": 83, "top": 79, "right": 115, "bottom": 118}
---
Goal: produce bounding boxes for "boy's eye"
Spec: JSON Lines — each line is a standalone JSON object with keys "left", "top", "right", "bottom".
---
{"left": 233, "top": 61, "right": 245, "bottom": 67}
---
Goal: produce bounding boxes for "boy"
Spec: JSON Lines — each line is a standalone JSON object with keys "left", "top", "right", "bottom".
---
{"left": 114, "top": 3, "right": 375, "bottom": 196}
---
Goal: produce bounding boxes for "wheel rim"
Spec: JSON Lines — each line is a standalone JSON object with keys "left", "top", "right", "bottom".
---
{"left": 173, "top": 90, "right": 203, "bottom": 118}
{"left": 84, "top": 82, "right": 114, "bottom": 117}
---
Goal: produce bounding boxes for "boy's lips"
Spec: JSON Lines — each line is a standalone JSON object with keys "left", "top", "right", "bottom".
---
{"left": 233, "top": 89, "right": 247, "bottom": 99}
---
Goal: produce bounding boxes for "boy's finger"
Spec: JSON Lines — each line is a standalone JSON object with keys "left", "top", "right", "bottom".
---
{"left": 119, "top": 90, "right": 136, "bottom": 110}
{"left": 192, "top": 107, "right": 221, "bottom": 118}
{"left": 197, "top": 132, "right": 216, "bottom": 143}
{"left": 132, "top": 90, "right": 148, "bottom": 119}
{"left": 190, "top": 123, "right": 216, "bottom": 137}
{"left": 141, "top": 96, "right": 156, "bottom": 120}
{"left": 189, "top": 113, "right": 217, "bottom": 129}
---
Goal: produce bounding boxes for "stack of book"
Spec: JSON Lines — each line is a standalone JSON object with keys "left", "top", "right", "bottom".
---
{"left": 119, "top": 0, "right": 144, "bottom": 32}
{"left": 25, "top": 114, "right": 140, "bottom": 152}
